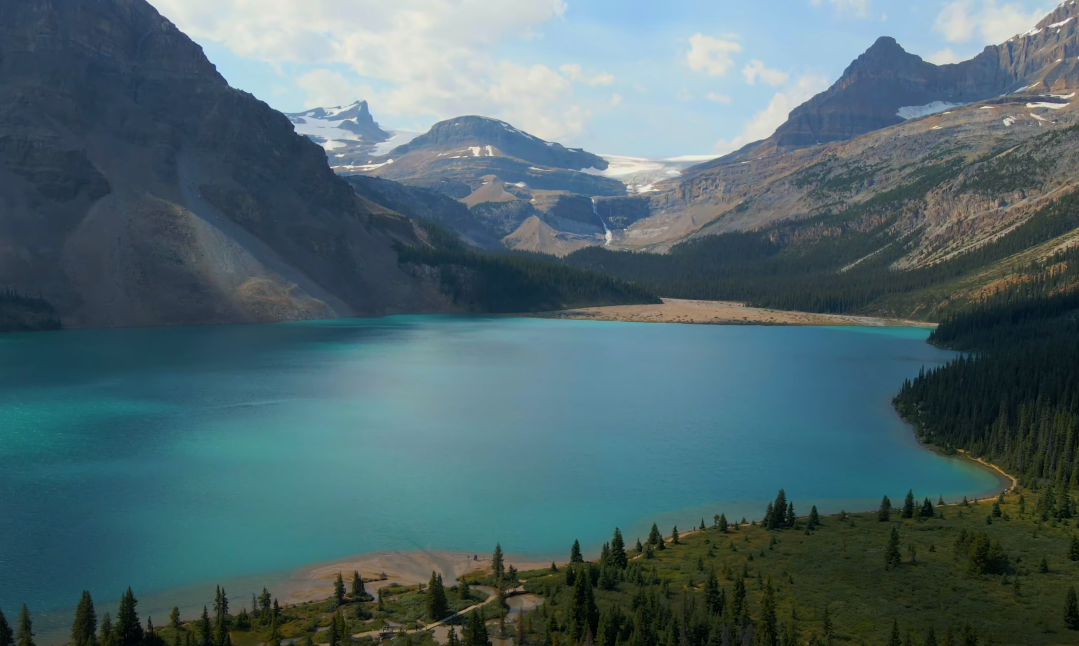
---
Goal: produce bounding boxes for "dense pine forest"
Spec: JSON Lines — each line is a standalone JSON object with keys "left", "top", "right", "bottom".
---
{"left": 564, "top": 182, "right": 1079, "bottom": 317}
{"left": 396, "top": 222, "right": 660, "bottom": 313}
{"left": 894, "top": 290, "right": 1079, "bottom": 488}
{"left": 0, "top": 289, "right": 61, "bottom": 333}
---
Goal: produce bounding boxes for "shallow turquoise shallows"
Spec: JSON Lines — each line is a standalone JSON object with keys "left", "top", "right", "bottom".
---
{"left": 0, "top": 317, "right": 1002, "bottom": 622}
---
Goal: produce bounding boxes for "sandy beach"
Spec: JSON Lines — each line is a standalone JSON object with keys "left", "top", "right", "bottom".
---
{"left": 274, "top": 550, "right": 553, "bottom": 606}
{"left": 533, "top": 298, "right": 934, "bottom": 327}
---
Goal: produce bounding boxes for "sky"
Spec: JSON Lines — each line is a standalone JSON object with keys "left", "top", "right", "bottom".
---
{"left": 148, "top": 0, "right": 1056, "bottom": 158}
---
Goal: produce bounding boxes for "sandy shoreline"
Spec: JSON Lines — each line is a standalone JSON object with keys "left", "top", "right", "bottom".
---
{"left": 531, "top": 298, "right": 934, "bottom": 328}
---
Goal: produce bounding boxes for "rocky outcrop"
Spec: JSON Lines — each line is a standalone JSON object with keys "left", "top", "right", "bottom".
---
{"left": 0, "top": 0, "right": 447, "bottom": 328}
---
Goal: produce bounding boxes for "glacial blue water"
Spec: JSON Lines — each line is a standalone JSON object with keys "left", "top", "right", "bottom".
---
{"left": 0, "top": 317, "right": 1003, "bottom": 626}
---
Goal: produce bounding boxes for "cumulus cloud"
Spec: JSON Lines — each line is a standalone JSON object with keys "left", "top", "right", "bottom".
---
{"left": 934, "top": 0, "right": 1048, "bottom": 45}
{"left": 706, "top": 92, "right": 733, "bottom": 104}
{"left": 560, "top": 64, "right": 616, "bottom": 86}
{"left": 148, "top": 0, "right": 589, "bottom": 141}
{"left": 809, "top": 0, "right": 872, "bottom": 18}
{"left": 742, "top": 60, "right": 790, "bottom": 87}
{"left": 714, "top": 73, "right": 830, "bottom": 154}
{"left": 926, "top": 48, "right": 964, "bottom": 65}
{"left": 686, "top": 34, "right": 743, "bottom": 76}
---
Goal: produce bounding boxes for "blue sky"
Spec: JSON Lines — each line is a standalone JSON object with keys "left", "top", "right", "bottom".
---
{"left": 150, "top": 0, "right": 1053, "bottom": 157}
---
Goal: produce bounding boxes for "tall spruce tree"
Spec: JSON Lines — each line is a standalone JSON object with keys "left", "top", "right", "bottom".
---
{"left": 648, "top": 524, "right": 663, "bottom": 548}
{"left": 198, "top": 608, "right": 211, "bottom": 646}
{"left": 99, "top": 614, "right": 112, "bottom": 646}
{"left": 807, "top": 506, "right": 820, "bottom": 530}
{"left": 0, "top": 608, "right": 14, "bottom": 646}
{"left": 671, "top": 527, "right": 680, "bottom": 545}
{"left": 879, "top": 496, "right": 893, "bottom": 522}
{"left": 425, "top": 572, "right": 449, "bottom": 621}
{"left": 921, "top": 498, "right": 936, "bottom": 519}
{"left": 885, "top": 527, "right": 902, "bottom": 568}
{"left": 15, "top": 607, "right": 32, "bottom": 646}
{"left": 1066, "top": 586, "right": 1079, "bottom": 630}
{"left": 902, "top": 491, "right": 916, "bottom": 519}
{"left": 114, "top": 589, "right": 143, "bottom": 646}
{"left": 785, "top": 502, "right": 796, "bottom": 528}
{"left": 570, "top": 566, "right": 598, "bottom": 641}
{"left": 610, "top": 529, "right": 628, "bottom": 569}
{"left": 334, "top": 573, "right": 346, "bottom": 607}
{"left": 464, "top": 612, "right": 490, "bottom": 646}
{"left": 493, "top": 544, "right": 506, "bottom": 582}
{"left": 759, "top": 580, "right": 777, "bottom": 646}
{"left": 718, "top": 514, "right": 729, "bottom": 534}
{"left": 351, "top": 572, "right": 366, "bottom": 599}
{"left": 72, "top": 592, "right": 97, "bottom": 646}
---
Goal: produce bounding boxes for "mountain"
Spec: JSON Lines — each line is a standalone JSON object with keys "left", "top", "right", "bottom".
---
{"left": 728, "top": 3, "right": 1079, "bottom": 160}
{"left": 0, "top": 0, "right": 452, "bottom": 328}
{"left": 285, "top": 101, "right": 421, "bottom": 171}
{"left": 361, "top": 115, "right": 625, "bottom": 197}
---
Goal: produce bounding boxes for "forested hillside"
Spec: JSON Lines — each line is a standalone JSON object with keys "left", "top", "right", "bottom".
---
{"left": 396, "top": 223, "right": 659, "bottom": 314}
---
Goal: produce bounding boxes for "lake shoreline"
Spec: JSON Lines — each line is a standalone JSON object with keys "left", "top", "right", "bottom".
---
{"left": 528, "top": 298, "right": 935, "bottom": 328}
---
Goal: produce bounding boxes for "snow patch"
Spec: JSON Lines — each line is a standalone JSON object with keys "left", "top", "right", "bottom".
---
{"left": 979, "top": 106, "right": 996, "bottom": 110}
{"left": 1003, "top": 117, "right": 1017, "bottom": 127}
{"left": 1050, "top": 17, "right": 1075, "bottom": 28}
{"left": 372, "top": 131, "right": 420, "bottom": 156}
{"left": 1027, "top": 101, "right": 1070, "bottom": 109}
{"left": 1031, "top": 112, "right": 1049, "bottom": 121}
{"left": 896, "top": 101, "right": 965, "bottom": 120}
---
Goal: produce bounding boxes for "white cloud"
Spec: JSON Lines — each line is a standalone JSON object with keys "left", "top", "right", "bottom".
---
{"left": 148, "top": 0, "right": 589, "bottom": 141}
{"left": 610, "top": 93, "right": 624, "bottom": 107}
{"left": 560, "top": 64, "right": 616, "bottom": 86}
{"left": 714, "top": 73, "right": 830, "bottom": 154}
{"left": 686, "top": 34, "right": 743, "bottom": 77}
{"left": 742, "top": 60, "right": 790, "bottom": 87}
{"left": 707, "top": 92, "right": 733, "bottom": 104}
{"left": 934, "top": 0, "right": 1048, "bottom": 45}
{"left": 810, "top": 0, "right": 872, "bottom": 18}
{"left": 927, "top": 48, "right": 964, "bottom": 65}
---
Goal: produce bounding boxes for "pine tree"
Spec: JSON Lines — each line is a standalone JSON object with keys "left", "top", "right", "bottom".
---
{"left": 785, "top": 502, "right": 796, "bottom": 529}
{"left": 493, "top": 544, "right": 506, "bottom": 582}
{"left": 0, "top": 608, "right": 14, "bottom": 646}
{"left": 611, "top": 529, "right": 628, "bottom": 569}
{"left": 718, "top": 514, "right": 729, "bottom": 534}
{"left": 1066, "top": 586, "right": 1079, "bottom": 630}
{"left": 332, "top": 573, "right": 346, "bottom": 607}
{"left": 879, "top": 496, "right": 892, "bottom": 522}
{"left": 671, "top": 526, "right": 680, "bottom": 545}
{"left": 885, "top": 527, "right": 902, "bottom": 568}
{"left": 902, "top": 491, "right": 916, "bottom": 519}
{"left": 571, "top": 540, "right": 584, "bottom": 564}
{"left": 887, "top": 620, "right": 901, "bottom": 646}
{"left": 1069, "top": 536, "right": 1079, "bottom": 562}
{"left": 426, "top": 572, "right": 450, "bottom": 621}
{"left": 99, "top": 615, "right": 111, "bottom": 646}
{"left": 464, "top": 612, "right": 490, "bottom": 646}
{"left": 447, "top": 627, "right": 460, "bottom": 646}
{"left": 759, "top": 579, "right": 777, "bottom": 646}
{"left": 648, "top": 524, "right": 663, "bottom": 547}
{"left": 114, "top": 589, "right": 143, "bottom": 646}
{"left": 351, "top": 572, "right": 366, "bottom": 599}
{"left": 327, "top": 613, "right": 339, "bottom": 646}
{"left": 570, "top": 566, "right": 598, "bottom": 641}
{"left": 808, "top": 506, "right": 820, "bottom": 530}
{"left": 72, "top": 591, "right": 97, "bottom": 646}
{"left": 170, "top": 609, "right": 181, "bottom": 634}
{"left": 460, "top": 579, "right": 471, "bottom": 601}
{"left": 199, "top": 608, "right": 211, "bottom": 646}
{"left": 15, "top": 607, "right": 32, "bottom": 646}
{"left": 921, "top": 498, "right": 936, "bottom": 519}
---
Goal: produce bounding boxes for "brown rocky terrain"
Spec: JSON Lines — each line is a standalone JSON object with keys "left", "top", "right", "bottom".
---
{"left": 0, "top": 0, "right": 453, "bottom": 329}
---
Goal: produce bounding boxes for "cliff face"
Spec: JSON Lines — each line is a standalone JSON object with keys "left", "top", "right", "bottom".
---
{"left": 0, "top": 0, "right": 446, "bottom": 328}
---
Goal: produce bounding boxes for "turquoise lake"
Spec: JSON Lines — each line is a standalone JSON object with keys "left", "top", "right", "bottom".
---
{"left": 0, "top": 316, "right": 1004, "bottom": 626}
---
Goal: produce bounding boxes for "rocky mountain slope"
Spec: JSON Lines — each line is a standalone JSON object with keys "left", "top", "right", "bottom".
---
{"left": 0, "top": 0, "right": 450, "bottom": 329}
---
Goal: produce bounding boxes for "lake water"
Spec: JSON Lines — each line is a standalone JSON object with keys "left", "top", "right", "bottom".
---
{"left": 0, "top": 317, "right": 1003, "bottom": 627}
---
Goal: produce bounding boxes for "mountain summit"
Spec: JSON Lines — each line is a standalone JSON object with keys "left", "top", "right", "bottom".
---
{"left": 736, "top": 1, "right": 1079, "bottom": 158}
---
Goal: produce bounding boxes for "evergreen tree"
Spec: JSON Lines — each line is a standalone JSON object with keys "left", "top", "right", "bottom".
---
{"left": 334, "top": 573, "right": 346, "bottom": 607}
{"left": 327, "top": 613, "right": 339, "bottom": 646}
{"left": 921, "top": 498, "right": 936, "bottom": 519}
{"left": 571, "top": 540, "right": 584, "bottom": 564}
{"left": 199, "top": 608, "right": 211, "bottom": 646}
{"left": 447, "top": 627, "right": 460, "bottom": 646}
{"left": 1066, "top": 586, "right": 1079, "bottom": 630}
{"left": 765, "top": 491, "right": 788, "bottom": 530}
{"left": 99, "top": 615, "right": 112, "bottom": 646}
{"left": 671, "top": 527, "right": 680, "bottom": 545}
{"left": 464, "top": 612, "right": 490, "bottom": 646}
{"left": 648, "top": 524, "right": 663, "bottom": 548}
{"left": 15, "top": 607, "right": 32, "bottom": 646}
{"left": 425, "top": 572, "right": 450, "bottom": 621}
{"left": 0, "top": 608, "right": 14, "bottom": 646}
{"left": 807, "top": 506, "right": 820, "bottom": 530}
{"left": 113, "top": 589, "right": 143, "bottom": 646}
{"left": 351, "top": 572, "right": 366, "bottom": 599}
{"left": 72, "top": 591, "right": 97, "bottom": 646}
{"left": 902, "top": 491, "right": 916, "bottom": 519}
{"left": 879, "top": 496, "right": 892, "bottom": 522}
{"left": 1069, "top": 536, "right": 1079, "bottom": 562}
{"left": 611, "top": 529, "right": 628, "bottom": 569}
{"left": 460, "top": 579, "right": 471, "bottom": 601}
{"left": 887, "top": 620, "right": 901, "bottom": 646}
{"left": 759, "top": 580, "right": 777, "bottom": 646}
{"left": 493, "top": 544, "right": 506, "bottom": 582}
{"left": 170, "top": 609, "right": 181, "bottom": 634}
{"left": 570, "top": 566, "right": 599, "bottom": 641}
{"left": 785, "top": 502, "right": 796, "bottom": 529}
{"left": 718, "top": 514, "right": 729, "bottom": 534}
{"left": 885, "top": 527, "right": 902, "bottom": 568}
{"left": 517, "top": 607, "right": 526, "bottom": 646}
